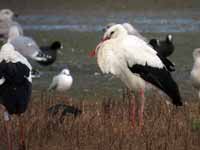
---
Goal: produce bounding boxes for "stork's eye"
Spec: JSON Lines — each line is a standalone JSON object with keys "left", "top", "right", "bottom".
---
{"left": 5, "top": 11, "right": 9, "bottom": 14}
{"left": 110, "top": 31, "right": 114, "bottom": 35}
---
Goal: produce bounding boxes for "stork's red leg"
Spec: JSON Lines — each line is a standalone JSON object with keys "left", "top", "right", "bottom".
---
{"left": 139, "top": 89, "right": 145, "bottom": 131}
{"left": 4, "top": 111, "right": 12, "bottom": 150}
{"left": 18, "top": 115, "right": 25, "bottom": 150}
{"left": 131, "top": 96, "right": 136, "bottom": 128}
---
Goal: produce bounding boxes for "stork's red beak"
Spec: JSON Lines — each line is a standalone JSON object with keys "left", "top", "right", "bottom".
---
{"left": 101, "top": 36, "right": 110, "bottom": 42}
{"left": 88, "top": 49, "right": 96, "bottom": 57}
{"left": 88, "top": 36, "right": 110, "bottom": 58}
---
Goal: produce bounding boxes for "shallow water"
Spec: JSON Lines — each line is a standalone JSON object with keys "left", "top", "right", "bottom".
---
{"left": 1, "top": 0, "right": 200, "bottom": 100}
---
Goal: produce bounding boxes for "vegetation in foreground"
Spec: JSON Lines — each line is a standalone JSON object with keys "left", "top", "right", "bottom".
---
{"left": 0, "top": 91, "right": 200, "bottom": 150}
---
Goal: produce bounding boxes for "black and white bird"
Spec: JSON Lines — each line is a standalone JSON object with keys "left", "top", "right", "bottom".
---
{"left": 190, "top": 48, "right": 200, "bottom": 98}
{"left": 0, "top": 9, "right": 23, "bottom": 41}
{"left": 48, "top": 68, "right": 73, "bottom": 92}
{"left": 90, "top": 24, "right": 182, "bottom": 129}
{"left": 0, "top": 42, "right": 32, "bottom": 150}
{"left": 149, "top": 34, "right": 175, "bottom": 58}
{"left": 37, "top": 41, "right": 63, "bottom": 66}
{"left": 8, "top": 26, "right": 54, "bottom": 65}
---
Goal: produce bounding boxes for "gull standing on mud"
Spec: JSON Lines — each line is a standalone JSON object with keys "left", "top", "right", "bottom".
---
{"left": 48, "top": 68, "right": 73, "bottom": 92}
{"left": 0, "top": 9, "right": 23, "bottom": 41}
{"left": 191, "top": 48, "right": 200, "bottom": 98}
{"left": 0, "top": 42, "right": 32, "bottom": 150}
{"left": 89, "top": 24, "right": 182, "bottom": 129}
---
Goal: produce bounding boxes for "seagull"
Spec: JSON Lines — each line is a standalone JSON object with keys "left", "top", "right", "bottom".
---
{"left": 0, "top": 9, "right": 23, "bottom": 41}
{"left": 8, "top": 25, "right": 53, "bottom": 64}
{"left": 149, "top": 34, "right": 175, "bottom": 58}
{"left": 191, "top": 48, "right": 200, "bottom": 98}
{"left": 37, "top": 41, "right": 63, "bottom": 66}
{"left": 0, "top": 42, "right": 32, "bottom": 150}
{"left": 48, "top": 68, "right": 73, "bottom": 92}
{"left": 103, "top": 22, "right": 147, "bottom": 42}
{"left": 89, "top": 24, "right": 182, "bottom": 129}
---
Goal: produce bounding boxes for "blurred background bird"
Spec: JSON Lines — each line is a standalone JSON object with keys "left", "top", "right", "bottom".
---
{"left": 149, "top": 34, "right": 175, "bottom": 58}
{"left": 0, "top": 9, "right": 23, "bottom": 42}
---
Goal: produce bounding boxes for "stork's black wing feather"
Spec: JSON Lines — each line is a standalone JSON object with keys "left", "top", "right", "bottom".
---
{"left": 128, "top": 64, "right": 182, "bottom": 106}
{"left": 0, "top": 60, "right": 30, "bottom": 84}
{"left": 156, "top": 53, "right": 175, "bottom": 72}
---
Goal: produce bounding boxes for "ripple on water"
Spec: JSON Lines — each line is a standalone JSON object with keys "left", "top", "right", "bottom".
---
{"left": 19, "top": 14, "right": 200, "bottom": 33}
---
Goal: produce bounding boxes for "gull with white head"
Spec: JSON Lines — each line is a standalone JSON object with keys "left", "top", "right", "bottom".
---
{"left": 48, "top": 68, "right": 73, "bottom": 92}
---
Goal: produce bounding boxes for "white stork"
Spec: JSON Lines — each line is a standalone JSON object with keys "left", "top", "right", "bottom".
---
{"left": 0, "top": 42, "right": 32, "bottom": 150}
{"left": 89, "top": 24, "right": 182, "bottom": 129}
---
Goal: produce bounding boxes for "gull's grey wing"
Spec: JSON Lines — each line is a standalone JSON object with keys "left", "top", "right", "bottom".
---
{"left": 10, "top": 36, "right": 41, "bottom": 57}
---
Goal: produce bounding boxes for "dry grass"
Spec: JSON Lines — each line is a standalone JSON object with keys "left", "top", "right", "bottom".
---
{"left": 0, "top": 91, "right": 200, "bottom": 150}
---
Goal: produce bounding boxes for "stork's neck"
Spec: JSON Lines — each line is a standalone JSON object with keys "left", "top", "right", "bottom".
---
{"left": 115, "top": 29, "right": 128, "bottom": 39}
{"left": 193, "top": 58, "right": 200, "bottom": 68}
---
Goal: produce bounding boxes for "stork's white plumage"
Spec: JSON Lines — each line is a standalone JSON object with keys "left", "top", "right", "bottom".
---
{"left": 97, "top": 25, "right": 163, "bottom": 91}
{"left": 101, "top": 22, "right": 175, "bottom": 72}
{"left": 90, "top": 24, "right": 182, "bottom": 129}
{"left": 103, "top": 22, "right": 147, "bottom": 42}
